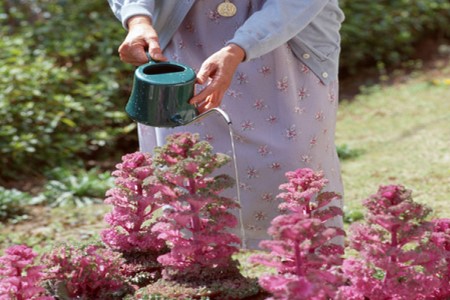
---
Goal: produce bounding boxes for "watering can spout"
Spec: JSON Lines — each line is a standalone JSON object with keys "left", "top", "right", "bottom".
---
{"left": 208, "top": 107, "right": 232, "bottom": 125}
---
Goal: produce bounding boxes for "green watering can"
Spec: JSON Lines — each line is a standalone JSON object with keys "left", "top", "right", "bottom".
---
{"left": 126, "top": 58, "right": 231, "bottom": 128}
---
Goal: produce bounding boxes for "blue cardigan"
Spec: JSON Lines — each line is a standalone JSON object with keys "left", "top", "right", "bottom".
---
{"left": 108, "top": 0, "right": 345, "bottom": 84}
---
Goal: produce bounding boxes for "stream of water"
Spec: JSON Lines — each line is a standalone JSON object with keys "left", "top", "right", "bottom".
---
{"left": 179, "top": 108, "right": 247, "bottom": 249}
{"left": 227, "top": 124, "right": 247, "bottom": 249}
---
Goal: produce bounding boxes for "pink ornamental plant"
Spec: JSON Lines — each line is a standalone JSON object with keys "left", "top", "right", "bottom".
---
{"left": 251, "top": 168, "right": 345, "bottom": 300}
{"left": 0, "top": 245, "right": 53, "bottom": 300}
{"left": 101, "top": 152, "right": 170, "bottom": 254}
{"left": 150, "top": 133, "right": 241, "bottom": 276}
{"left": 429, "top": 218, "right": 450, "bottom": 299}
{"left": 41, "top": 245, "right": 130, "bottom": 299}
{"left": 337, "top": 185, "right": 443, "bottom": 300}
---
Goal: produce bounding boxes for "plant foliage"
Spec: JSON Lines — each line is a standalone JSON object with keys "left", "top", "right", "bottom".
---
{"left": 337, "top": 185, "right": 450, "bottom": 299}
{"left": 41, "top": 244, "right": 131, "bottom": 300}
{"left": 250, "top": 169, "right": 345, "bottom": 300}
{"left": 251, "top": 173, "right": 450, "bottom": 299}
{"left": 101, "top": 152, "right": 167, "bottom": 253}
{"left": 340, "top": 0, "right": 450, "bottom": 74}
{"left": 31, "top": 167, "right": 114, "bottom": 207}
{"left": 151, "top": 133, "right": 240, "bottom": 275}
{"left": 0, "top": 0, "right": 134, "bottom": 179}
{"left": 0, "top": 245, "right": 52, "bottom": 300}
{"left": 0, "top": 187, "right": 30, "bottom": 223}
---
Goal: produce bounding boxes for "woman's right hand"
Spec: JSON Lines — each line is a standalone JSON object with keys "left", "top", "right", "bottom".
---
{"left": 118, "top": 16, "right": 168, "bottom": 66}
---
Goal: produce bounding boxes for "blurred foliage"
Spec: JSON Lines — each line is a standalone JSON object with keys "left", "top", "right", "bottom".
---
{"left": 340, "top": 0, "right": 450, "bottom": 74}
{"left": 0, "top": 0, "right": 136, "bottom": 179}
{"left": 0, "top": 0, "right": 449, "bottom": 181}
{"left": 336, "top": 144, "right": 363, "bottom": 160}
{"left": 343, "top": 206, "right": 365, "bottom": 224}
{"left": 31, "top": 167, "right": 114, "bottom": 207}
{"left": 0, "top": 187, "right": 31, "bottom": 223}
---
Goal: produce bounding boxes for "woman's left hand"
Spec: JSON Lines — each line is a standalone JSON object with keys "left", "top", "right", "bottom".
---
{"left": 190, "top": 43, "right": 245, "bottom": 112}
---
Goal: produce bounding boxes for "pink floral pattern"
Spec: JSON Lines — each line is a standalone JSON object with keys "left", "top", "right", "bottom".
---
{"left": 137, "top": 0, "right": 343, "bottom": 249}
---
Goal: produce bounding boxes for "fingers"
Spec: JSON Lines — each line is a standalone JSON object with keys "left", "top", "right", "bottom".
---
{"left": 190, "top": 45, "right": 244, "bottom": 111}
{"left": 118, "top": 23, "right": 167, "bottom": 66}
{"left": 190, "top": 71, "right": 228, "bottom": 112}
{"left": 147, "top": 39, "right": 167, "bottom": 62}
{"left": 196, "top": 64, "right": 214, "bottom": 85}
{"left": 204, "top": 92, "right": 225, "bottom": 110}
{"left": 191, "top": 66, "right": 235, "bottom": 111}
{"left": 192, "top": 89, "right": 230, "bottom": 113}
{"left": 118, "top": 41, "right": 148, "bottom": 66}
{"left": 190, "top": 78, "right": 227, "bottom": 113}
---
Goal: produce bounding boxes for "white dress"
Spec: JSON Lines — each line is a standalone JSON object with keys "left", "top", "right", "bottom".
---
{"left": 138, "top": 0, "right": 344, "bottom": 249}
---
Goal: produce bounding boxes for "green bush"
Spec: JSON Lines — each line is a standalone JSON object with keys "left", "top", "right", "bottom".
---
{"left": 31, "top": 167, "right": 114, "bottom": 207}
{"left": 0, "top": 187, "right": 31, "bottom": 223}
{"left": 336, "top": 144, "right": 363, "bottom": 160}
{"left": 0, "top": 0, "right": 136, "bottom": 179}
{"left": 340, "top": 0, "right": 450, "bottom": 74}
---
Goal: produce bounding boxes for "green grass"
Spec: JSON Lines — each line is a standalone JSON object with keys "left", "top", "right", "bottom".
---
{"left": 336, "top": 67, "right": 450, "bottom": 219}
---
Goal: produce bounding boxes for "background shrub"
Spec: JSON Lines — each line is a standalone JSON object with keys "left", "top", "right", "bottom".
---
{"left": 31, "top": 167, "right": 114, "bottom": 207}
{"left": 339, "top": 0, "right": 450, "bottom": 74}
{"left": 0, "top": 187, "right": 31, "bottom": 223}
{"left": 0, "top": 0, "right": 136, "bottom": 179}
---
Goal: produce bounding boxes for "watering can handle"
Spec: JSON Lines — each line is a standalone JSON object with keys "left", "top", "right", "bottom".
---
{"left": 145, "top": 52, "right": 167, "bottom": 64}
{"left": 145, "top": 52, "right": 155, "bottom": 63}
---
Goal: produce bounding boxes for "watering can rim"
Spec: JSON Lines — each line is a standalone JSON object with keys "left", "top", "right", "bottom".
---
{"left": 135, "top": 59, "right": 196, "bottom": 85}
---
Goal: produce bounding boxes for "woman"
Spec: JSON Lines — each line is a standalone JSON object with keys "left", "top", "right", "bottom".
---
{"left": 108, "top": 0, "right": 345, "bottom": 249}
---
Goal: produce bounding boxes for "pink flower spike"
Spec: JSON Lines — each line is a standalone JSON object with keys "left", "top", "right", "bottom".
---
{"left": 252, "top": 168, "right": 345, "bottom": 299}
{"left": 0, "top": 245, "right": 53, "bottom": 300}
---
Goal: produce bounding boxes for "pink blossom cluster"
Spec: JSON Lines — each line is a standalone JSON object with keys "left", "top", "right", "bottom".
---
{"left": 251, "top": 168, "right": 345, "bottom": 300}
{"left": 151, "top": 133, "right": 241, "bottom": 272}
{"left": 277, "top": 168, "right": 330, "bottom": 213}
{"left": 0, "top": 245, "right": 53, "bottom": 300}
{"left": 101, "top": 151, "right": 168, "bottom": 253}
{"left": 41, "top": 245, "right": 128, "bottom": 299}
{"left": 428, "top": 218, "right": 450, "bottom": 299}
{"left": 337, "top": 185, "right": 450, "bottom": 299}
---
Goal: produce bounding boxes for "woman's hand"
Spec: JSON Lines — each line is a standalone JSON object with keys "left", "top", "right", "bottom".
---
{"left": 190, "top": 44, "right": 245, "bottom": 112}
{"left": 118, "top": 16, "right": 168, "bottom": 65}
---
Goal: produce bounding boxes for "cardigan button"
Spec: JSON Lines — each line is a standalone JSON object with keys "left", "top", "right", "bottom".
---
{"left": 302, "top": 53, "right": 310, "bottom": 59}
{"left": 322, "top": 72, "right": 329, "bottom": 78}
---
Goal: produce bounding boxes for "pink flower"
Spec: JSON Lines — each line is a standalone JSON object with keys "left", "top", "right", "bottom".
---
{"left": 259, "top": 274, "right": 313, "bottom": 300}
{"left": 429, "top": 218, "right": 450, "bottom": 298}
{"left": 0, "top": 245, "right": 53, "bottom": 300}
{"left": 278, "top": 169, "right": 329, "bottom": 213}
{"left": 149, "top": 133, "right": 241, "bottom": 275}
{"left": 340, "top": 185, "right": 443, "bottom": 299}
{"left": 251, "top": 168, "right": 345, "bottom": 299}
{"left": 42, "top": 245, "right": 128, "bottom": 299}
{"left": 101, "top": 151, "right": 165, "bottom": 253}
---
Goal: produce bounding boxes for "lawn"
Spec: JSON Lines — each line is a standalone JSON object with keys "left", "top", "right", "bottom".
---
{"left": 336, "top": 60, "right": 450, "bottom": 220}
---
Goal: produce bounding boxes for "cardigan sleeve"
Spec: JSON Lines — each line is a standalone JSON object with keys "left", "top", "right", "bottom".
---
{"left": 107, "top": 0, "right": 155, "bottom": 29}
{"left": 227, "top": 0, "right": 329, "bottom": 61}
